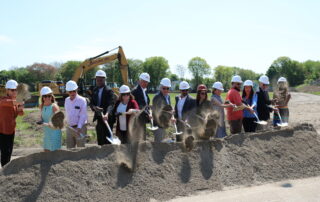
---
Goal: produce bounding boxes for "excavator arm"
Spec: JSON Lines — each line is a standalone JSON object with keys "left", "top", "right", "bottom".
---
{"left": 72, "top": 46, "right": 129, "bottom": 85}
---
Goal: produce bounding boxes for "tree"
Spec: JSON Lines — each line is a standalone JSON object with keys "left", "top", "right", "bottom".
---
{"left": 188, "top": 57, "right": 211, "bottom": 88}
{"left": 176, "top": 64, "right": 187, "bottom": 79}
{"left": 267, "top": 57, "right": 305, "bottom": 86}
{"left": 142, "top": 56, "right": 170, "bottom": 90}
{"left": 102, "top": 59, "right": 143, "bottom": 85}
{"left": 213, "top": 65, "right": 234, "bottom": 90}
{"left": 302, "top": 60, "right": 320, "bottom": 83}
{"left": 59, "top": 60, "right": 98, "bottom": 84}
{"left": 26, "top": 63, "right": 58, "bottom": 82}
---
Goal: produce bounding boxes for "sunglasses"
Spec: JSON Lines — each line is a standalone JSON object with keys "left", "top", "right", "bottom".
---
{"left": 9, "top": 89, "right": 17, "bottom": 92}
{"left": 181, "top": 89, "right": 189, "bottom": 92}
{"left": 162, "top": 87, "right": 170, "bottom": 90}
{"left": 43, "top": 95, "right": 52, "bottom": 98}
{"left": 235, "top": 83, "right": 241, "bottom": 86}
{"left": 122, "top": 93, "right": 130, "bottom": 96}
{"left": 68, "top": 90, "right": 77, "bottom": 93}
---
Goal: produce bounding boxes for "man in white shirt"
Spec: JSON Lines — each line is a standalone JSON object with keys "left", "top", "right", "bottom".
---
{"left": 64, "top": 80, "right": 88, "bottom": 148}
{"left": 174, "top": 81, "right": 196, "bottom": 140}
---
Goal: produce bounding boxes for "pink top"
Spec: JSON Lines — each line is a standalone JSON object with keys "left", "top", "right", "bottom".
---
{"left": 64, "top": 94, "right": 88, "bottom": 129}
{"left": 226, "top": 88, "right": 243, "bottom": 121}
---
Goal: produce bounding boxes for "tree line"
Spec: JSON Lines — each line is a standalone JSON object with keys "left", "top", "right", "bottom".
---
{"left": 0, "top": 56, "right": 319, "bottom": 92}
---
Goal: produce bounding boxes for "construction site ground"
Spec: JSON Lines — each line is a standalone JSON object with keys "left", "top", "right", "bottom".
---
{"left": 0, "top": 92, "right": 320, "bottom": 201}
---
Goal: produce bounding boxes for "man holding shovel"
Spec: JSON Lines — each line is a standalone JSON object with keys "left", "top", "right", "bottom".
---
{"left": 0, "top": 80, "right": 24, "bottom": 167}
{"left": 64, "top": 80, "right": 88, "bottom": 148}
{"left": 132, "top": 73, "right": 151, "bottom": 140}
{"left": 226, "top": 75, "right": 244, "bottom": 134}
{"left": 152, "top": 78, "right": 173, "bottom": 142}
{"left": 89, "top": 70, "right": 117, "bottom": 145}
{"left": 256, "top": 75, "right": 278, "bottom": 129}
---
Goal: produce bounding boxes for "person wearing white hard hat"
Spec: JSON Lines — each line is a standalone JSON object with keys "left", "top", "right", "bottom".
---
{"left": 90, "top": 69, "right": 117, "bottom": 145}
{"left": 272, "top": 77, "right": 291, "bottom": 126}
{"left": 39, "top": 87, "right": 62, "bottom": 152}
{"left": 242, "top": 80, "right": 258, "bottom": 132}
{"left": 226, "top": 75, "right": 244, "bottom": 134}
{"left": 211, "top": 82, "right": 234, "bottom": 138}
{"left": 256, "top": 75, "right": 276, "bottom": 127}
{"left": 131, "top": 72, "right": 151, "bottom": 140}
{"left": 152, "top": 78, "right": 174, "bottom": 142}
{"left": 0, "top": 80, "right": 24, "bottom": 167}
{"left": 110, "top": 85, "right": 139, "bottom": 144}
{"left": 64, "top": 80, "right": 88, "bottom": 148}
{"left": 174, "top": 81, "right": 196, "bottom": 138}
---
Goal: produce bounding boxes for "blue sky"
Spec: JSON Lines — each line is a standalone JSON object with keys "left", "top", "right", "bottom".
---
{"left": 0, "top": 0, "right": 319, "bottom": 76}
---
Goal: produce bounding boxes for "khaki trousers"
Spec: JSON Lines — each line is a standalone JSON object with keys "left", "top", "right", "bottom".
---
{"left": 66, "top": 125, "right": 87, "bottom": 148}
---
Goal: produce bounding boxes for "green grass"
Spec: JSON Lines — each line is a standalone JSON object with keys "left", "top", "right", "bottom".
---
{"left": 311, "top": 92, "right": 320, "bottom": 96}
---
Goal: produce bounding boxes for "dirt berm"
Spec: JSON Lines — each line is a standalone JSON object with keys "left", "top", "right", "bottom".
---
{"left": 1, "top": 123, "right": 320, "bottom": 202}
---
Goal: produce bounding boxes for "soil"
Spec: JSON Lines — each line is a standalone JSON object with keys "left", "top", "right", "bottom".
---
{"left": 0, "top": 92, "right": 320, "bottom": 202}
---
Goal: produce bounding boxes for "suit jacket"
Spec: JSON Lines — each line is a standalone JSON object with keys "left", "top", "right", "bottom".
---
{"left": 174, "top": 94, "right": 196, "bottom": 120}
{"left": 131, "top": 85, "right": 150, "bottom": 109}
{"left": 256, "top": 87, "right": 272, "bottom": 121}
{"left": 89, "top": 85, "right": 117, "bottom": 122}
{"left": 152, "top": 92, "right": 172, "bottom": 128}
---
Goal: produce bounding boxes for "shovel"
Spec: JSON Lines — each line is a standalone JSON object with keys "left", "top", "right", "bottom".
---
{"left": 253, "top": 112, "right": 268, "bottom": 125}
{"left": 103, "top": 119, "right": 121, "bottom": 145}
{"left": 147, "top": 118, "right": 159, "bottom": 131}
{"left": 276, "top": 111, "right": 288, "bottom": 127}
{"left": 67, "top": 126, "right": 87, "bottom": 140}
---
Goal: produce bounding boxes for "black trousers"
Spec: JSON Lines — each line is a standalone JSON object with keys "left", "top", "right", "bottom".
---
{"left": 96, "top": 119, "right": 112, "bottom": 145}
{"left": 118, "top": 130, "right": 128, "bottom": 144}
{"left": 0, "top": 133, "right": 15, "bottom": 167}
{"left": 242, "top": 117, "right": 257, "bottom": 132}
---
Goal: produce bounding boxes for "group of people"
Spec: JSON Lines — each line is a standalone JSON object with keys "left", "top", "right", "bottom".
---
{"left": 0, "top": 70, "right": 291, "bottom": 167}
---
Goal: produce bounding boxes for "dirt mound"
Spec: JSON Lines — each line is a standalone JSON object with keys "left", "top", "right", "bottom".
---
{"left": 1, "top": 123, "right": 320, "bottom": 202}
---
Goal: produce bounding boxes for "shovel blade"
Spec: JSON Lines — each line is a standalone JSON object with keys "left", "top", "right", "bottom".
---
{"left": 254, "top": 121, "right": 268, "bottom": 125}
{"left": 277, "top": 123, "right": 288, "bottom": 127}
{"left": 107, "top": 136, "right": 121, "bottom": 145}
{"left": 147, "top": 126, "right": 159, "bottom": 131}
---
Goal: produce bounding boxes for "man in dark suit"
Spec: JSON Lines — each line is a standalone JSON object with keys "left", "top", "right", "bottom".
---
{"left": 90, "top": 70, "right": 117, "bottom": 145}
{"left": 152, "top": 78, "right": 173, "bottom": 142}
{"left": 131, "top": 73, "right": 150, "bottom": 140}
{"left": 174, "top": 81, "right": 196, "bottom": 136}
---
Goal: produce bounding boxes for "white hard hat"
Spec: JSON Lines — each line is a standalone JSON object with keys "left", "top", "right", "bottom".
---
{"left": 160, "top": 78, "right": 171, "bottom": 87}
{"left": 139, "top": 73, "right": 150, "bottom": 82}
{"left": 231, "top": 75, "right": 243, "bottom": 83}
{"left": 179, "top": 81, "right": 190, "bottom": 90}
{"left": 243, "top": 80, "right": 253, "bottom": 87}
{"left": 95, "top": 70, "right": 106, "bottom": 78}
{"left": 259, "top": 75, "right": 270, "bottom": 85}
{"left": 66, "top": 80, "right": 78, "bottom": 91}
{"left": 40, "top": 86, "right": 53, "bottom": 96}
{"left": 5, "top": 80, "right": 18, "bottom": 89}
{"left": 119, "top": 85, "right": 130, "bottom": 94}
{"left": 277, "top": 77, "right": 287, "bottom": 83}
{"left": 212, "top": 82, "right": 224, "bottom": 91}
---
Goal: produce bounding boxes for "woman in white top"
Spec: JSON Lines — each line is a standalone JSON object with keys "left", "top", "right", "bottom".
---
{"left": 111, "top": 85, "right": 139, "bottom": 143}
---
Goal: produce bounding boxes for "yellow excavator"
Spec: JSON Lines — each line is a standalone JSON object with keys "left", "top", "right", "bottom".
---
{"left": 72, "top": 46, "right": 129, "bottom": 96}
{"left": 37, "top": 46, "right": 129, "bottom": 106}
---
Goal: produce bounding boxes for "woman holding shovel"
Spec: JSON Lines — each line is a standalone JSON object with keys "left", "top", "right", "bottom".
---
{"left": 111, "top": 85, "right": 139, "bottom": 144}
{"left": 39, "top": 87, "right": 62, "bottom": 152}
{"left": 273, "top": 77, "right": 291, "bottom": 126}
{"left": 0, "top": 80, "right": 24, "bottom": 167}
{"left": 211, "top": 82, "right": 234, "bottom": 138}
{"left": 242, "top": 80, "right": 258, "bottom": 132}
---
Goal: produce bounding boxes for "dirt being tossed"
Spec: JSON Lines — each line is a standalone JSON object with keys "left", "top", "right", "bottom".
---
{"left": 1, "top": 123, "right": 320, "bottom": 202}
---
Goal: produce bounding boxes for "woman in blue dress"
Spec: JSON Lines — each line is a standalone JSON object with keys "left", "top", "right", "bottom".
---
{"left": 40, "top": 87, "right": 62, "bottom": 152}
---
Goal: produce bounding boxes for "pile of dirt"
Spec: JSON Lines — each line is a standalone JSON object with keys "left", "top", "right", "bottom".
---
{"left": 296, "top": 85, "right": 320, "bottom": 93}
{"left": 1, "top": 123, "right": 320, "bottom": 202}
